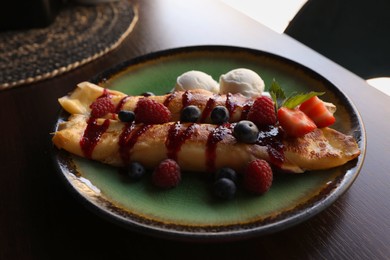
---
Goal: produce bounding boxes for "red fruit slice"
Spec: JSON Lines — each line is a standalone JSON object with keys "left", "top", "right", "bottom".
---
{"left": 277, "top": 107, "right": 317, "bottom": 137}
{"left": 299, "top": 96, "right": 335, "bottom": 128}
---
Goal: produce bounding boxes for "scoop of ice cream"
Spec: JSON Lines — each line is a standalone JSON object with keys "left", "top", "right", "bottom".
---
{"left": 219, "top": 68, "right": 264, "bottom": 97}
{"left": 175, "top": 71, "right": 219, "bottom": 94}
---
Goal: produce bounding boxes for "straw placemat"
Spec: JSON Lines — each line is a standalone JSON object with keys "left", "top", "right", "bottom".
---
{"left": 0, "top": 0, "right": 138, "bottom": 90}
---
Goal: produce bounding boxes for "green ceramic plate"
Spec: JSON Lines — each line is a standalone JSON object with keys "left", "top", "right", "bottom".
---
{"left": 53, "top": 46, "right": 365, "bottom": 241}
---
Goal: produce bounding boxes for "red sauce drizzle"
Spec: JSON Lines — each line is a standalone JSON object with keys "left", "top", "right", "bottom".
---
{"left": 182, "top": 91, "right": 192, "bottom": 108}
{"left": 80, "top": 118, "right": 110, "bottom": 159}
{"left": 118, "top": 123, "right": 152, "bottom": 164}
{"left": 115, "top": 96, "right": 130, "bottom": 113}
{"left": 256, "top": 125, "right": 285, "bottom": 167}
{"left": 101, "top": 88, "right": 110, "bottom": 98}
{"left": 166, "top": 122, "right": 181, "bottom": 160}
{"left": 205, "top": 124, "right": 233, "bottom": 172}
{"left": 225, "top": 93, "right": 237, "bottom": 119}
{"left": 163, "top": 92, "right": 177, "bottom": 107}
{"left": 200, "top": 97, "right": 216, "bottom": 123}
{"left": 118, "top": 122, "right": 136, "bottom": 163}
{"left": 240, "top": 102, "right": 253, "bottom": 120}
{"left": 166, "top": 122, "right": 196, "bottom": 160}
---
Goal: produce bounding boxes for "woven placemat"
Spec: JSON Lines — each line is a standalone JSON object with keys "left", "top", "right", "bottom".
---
{"left": 0, "top": 0, "right": 138, "bottom": 90}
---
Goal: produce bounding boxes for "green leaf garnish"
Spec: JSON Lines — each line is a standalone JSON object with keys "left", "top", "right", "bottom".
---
{"left": 283, "top": 91, "right": 325, "bottom": 109}
{"left": 269, "top": 79, "right": 286, "bottom": 111}
{"left": 268, "top": 79, "right": 325, "bottom": 110}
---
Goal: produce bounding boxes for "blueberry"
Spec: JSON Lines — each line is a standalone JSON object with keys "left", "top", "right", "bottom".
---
{"left": 214, "top": 178, "right": 236, "bottom": 200}
{"left": 118, "top": 110, "right": 135, "bottom": 122}
{"left": 233, "top": 120, "right": 259, "bottom": 143}
{"left": 127, "top": 162, "right": 145, "bottom": 180}
{"left": 210, "top": 106, "right": 229, "bottom": 124}
{"left": 181, "top": 105, "right": 201, "bottom": 122}
{"left": 141, "top": 92, "right": 155, "bottom": 97}
{"left": 215, "top": 167, "right": 238, "bottom": 183}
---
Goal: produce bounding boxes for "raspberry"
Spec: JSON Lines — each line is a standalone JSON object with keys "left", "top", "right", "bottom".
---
{"left": 152, "top": 159, "right": 181, "bottom": 188}
{"left": 243, "top": 159, "right": 273, "bottom": 195}
{"left": 90, "top": 97, "right": 115, "bottom": 118}
{"left": 135, "top": 98, "right": 171, "bottom": 124}
{"left": 247, "top": 96, "right": 276, "bottom": 127}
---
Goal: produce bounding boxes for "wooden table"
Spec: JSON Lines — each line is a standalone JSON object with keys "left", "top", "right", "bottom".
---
{"left": 1, "top": 0, "right": 389, "bottom": 259}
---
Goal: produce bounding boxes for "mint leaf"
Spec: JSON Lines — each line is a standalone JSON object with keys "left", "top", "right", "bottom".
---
{"left": 269, "top": 79, "right": 286, "bottom": 111}
{"left": 268, "top": 79, "right": 325, "bottom": 110}
{"left": 283, "top": 91, "right": 325, "bottom": 109}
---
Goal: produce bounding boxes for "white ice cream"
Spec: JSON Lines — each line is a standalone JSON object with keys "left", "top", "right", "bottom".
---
{"left": 219, "top": 68, "right": 265, "bottom": 97}
{"left": 174, "top": 70, "right": 219, "bottom": 94}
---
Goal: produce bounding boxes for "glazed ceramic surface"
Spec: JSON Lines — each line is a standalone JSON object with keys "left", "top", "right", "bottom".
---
{"left": 54, "top": 46, "right": 365, "bottom": 241}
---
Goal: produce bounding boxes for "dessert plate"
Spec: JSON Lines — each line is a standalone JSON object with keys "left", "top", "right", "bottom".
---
{"left": 53, "top": 45, "right": 366, "bottom": 241}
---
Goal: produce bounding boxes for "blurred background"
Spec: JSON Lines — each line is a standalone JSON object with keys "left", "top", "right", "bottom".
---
{"left": 221, "top": 0, "right": 390, "bottom": 96}
{"left": 1, "top": 0, "right": 389, "bottom": 95}
{"left": 221, "top": 0, "right": 308, "bottom": 33}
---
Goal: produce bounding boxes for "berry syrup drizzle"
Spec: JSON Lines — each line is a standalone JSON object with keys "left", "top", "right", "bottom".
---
{"left": 166, "top": 122, "right": 196, "bottom": 161}
{"left": 240, "top": 102, "right": 253, "bottom": 120}
{"left": 119, "top": 123, "right": 152, "bottom": 164}
{"left": 80, "top": 118, "right": 111, "bottom": 159}
{"left": 115, "top": 96, "right": 130, "bottom": 113}
{"left": 80, "top": 89, "right": 113, "bottom": 158}
{"left": 206, "top": 124, "right": 234, "bottom": 172}
{"left": 256, "top": 125, "right": 285, "bottom": 167}
{"left": 200, "top": 97, "right": 216, "bottom": 123}
{"left": 225, "top": 93, "right": 237, "bottom": 120}
{"left": 80, "top": 88, "right": 284, "bottom": 170}
{"left": 182, "top": 91, "right": 192, "bottom": 108}
{"left": 163, "top": 92, "right": 177, "bottom": 107}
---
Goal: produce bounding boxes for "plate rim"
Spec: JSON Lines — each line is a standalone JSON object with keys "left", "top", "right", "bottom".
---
{"left": 52, "top": 45, "right": 366, "bottom": 241}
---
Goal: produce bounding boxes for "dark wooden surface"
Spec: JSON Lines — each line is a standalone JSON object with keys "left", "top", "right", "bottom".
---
{"left": 1, "top": 0, "right": 389, "bottom": 259}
